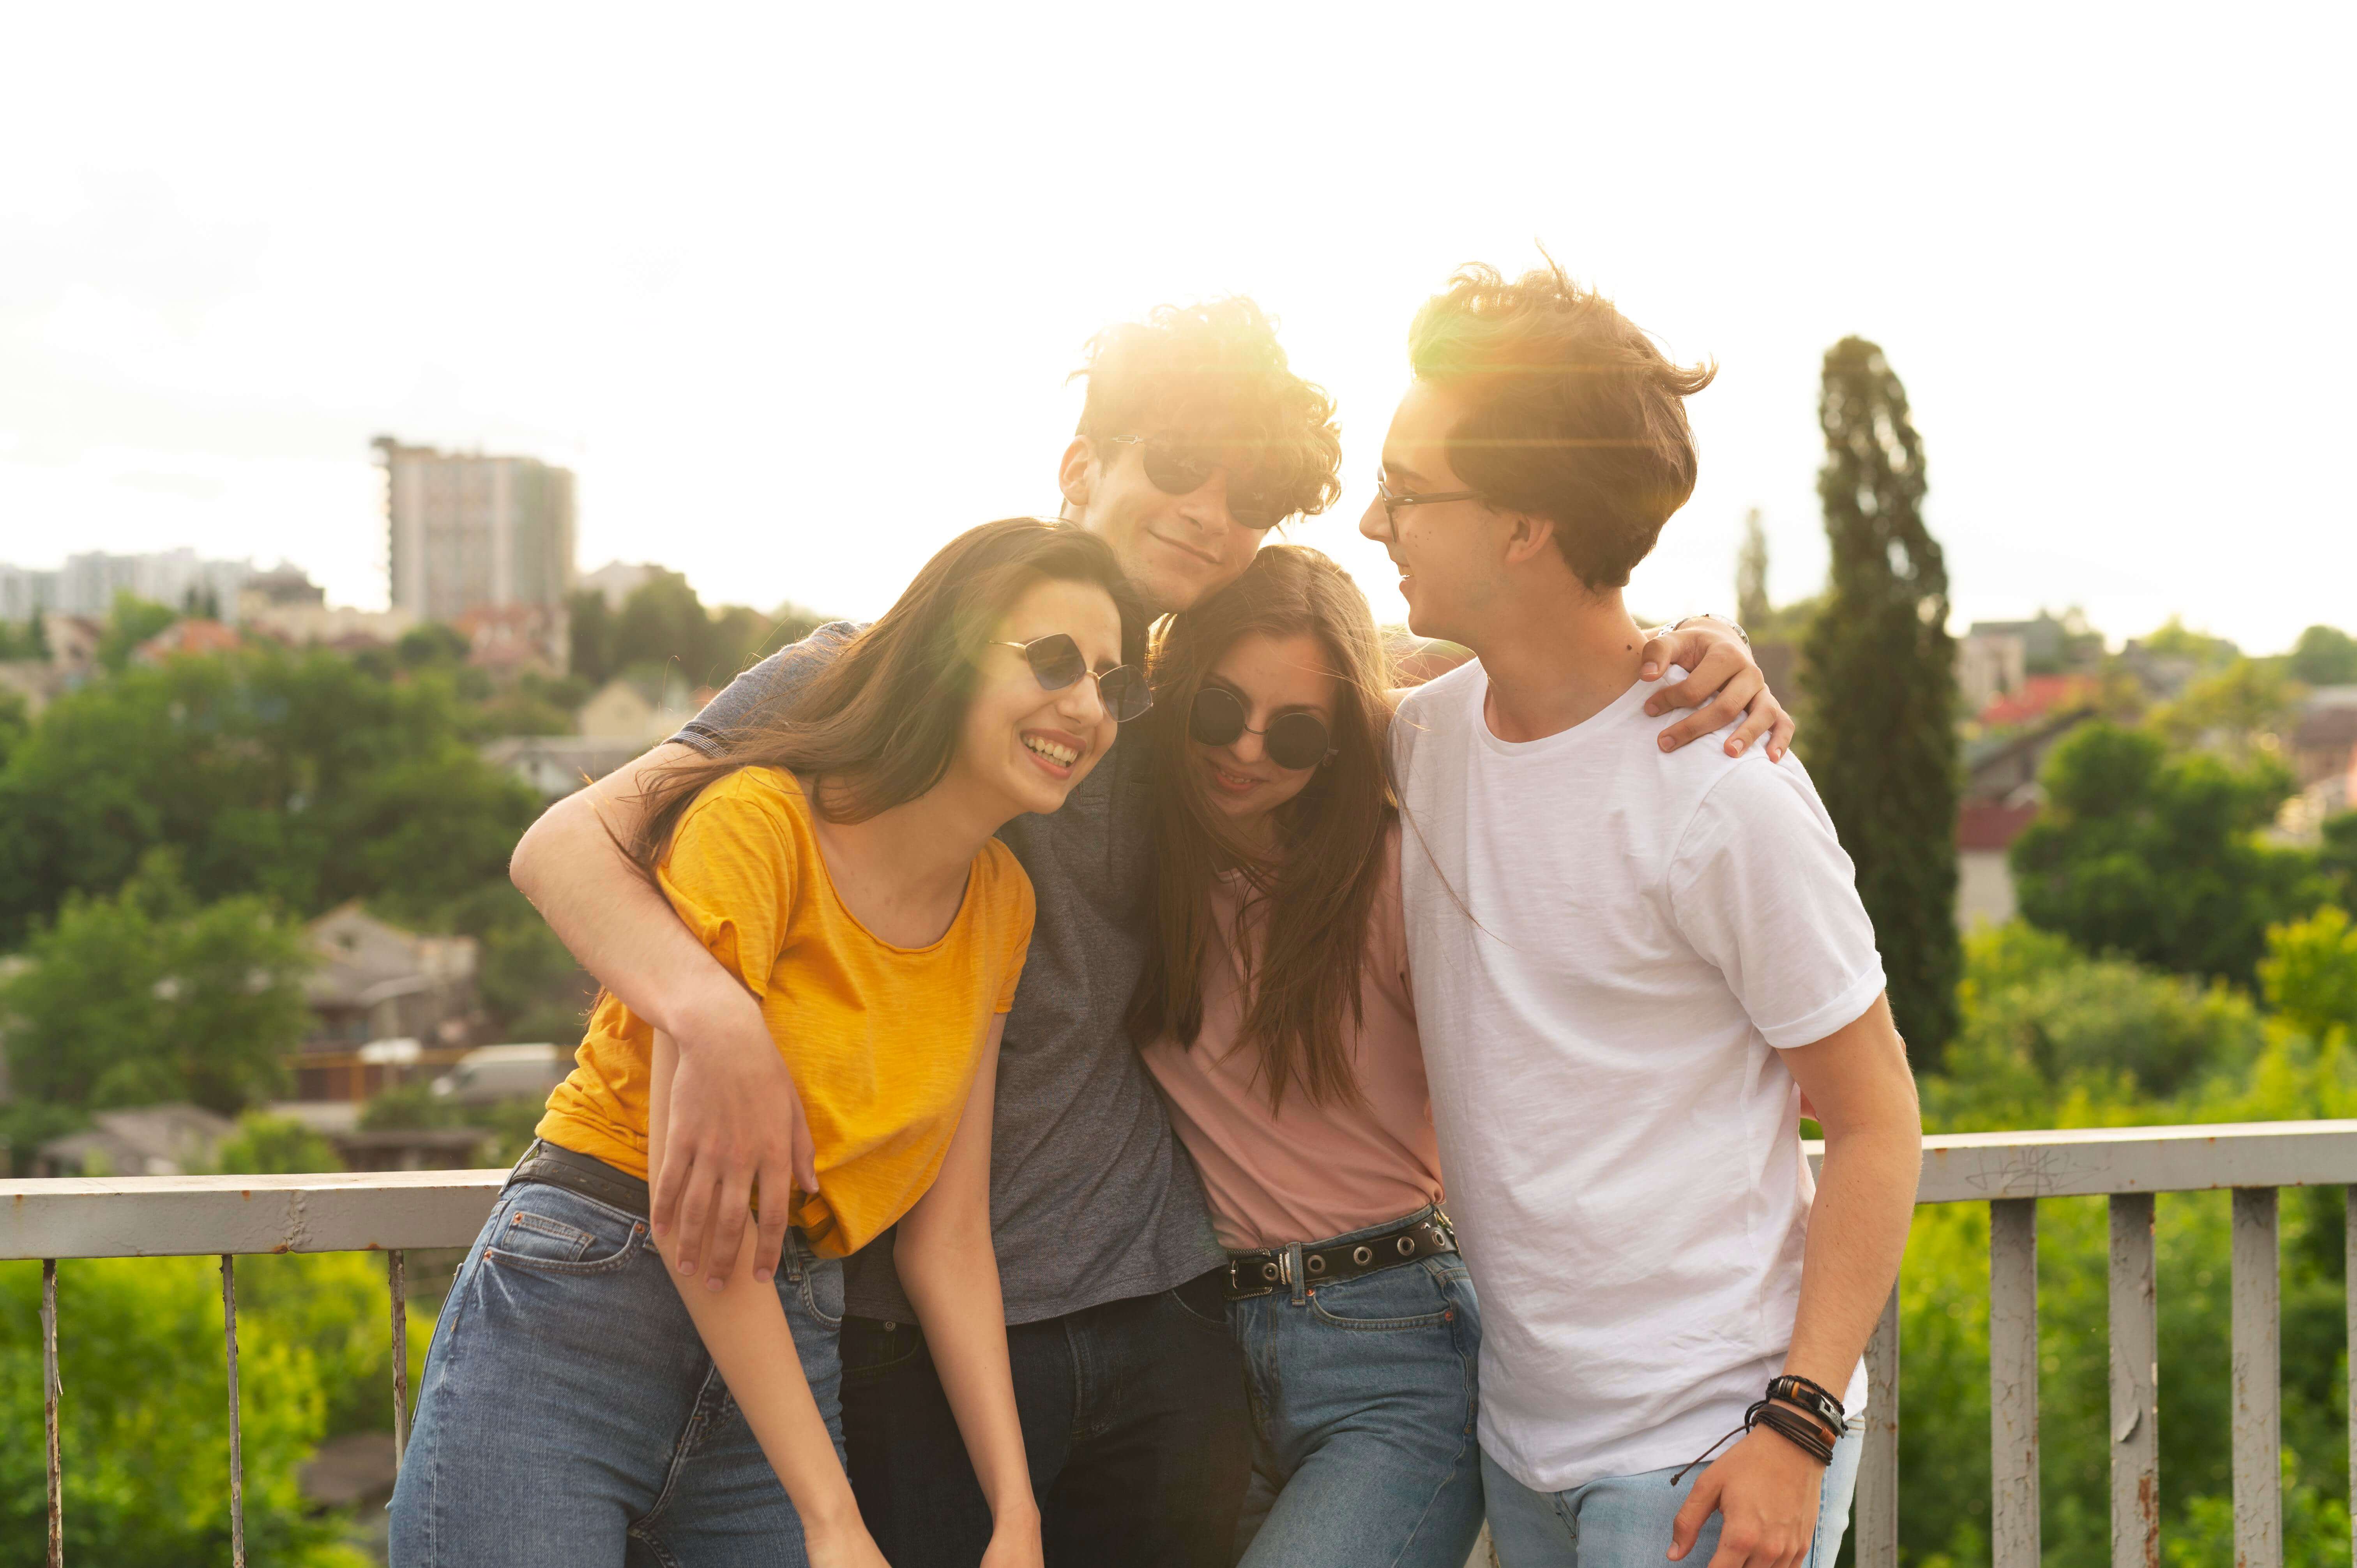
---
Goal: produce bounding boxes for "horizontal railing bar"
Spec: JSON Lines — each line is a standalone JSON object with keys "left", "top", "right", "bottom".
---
{"left": 0, "top": 1169, "right": 509, "bottom": 1260}
{"left": 1805, "top": 1119, "right": 2357, "bottom": 1204}
{"left": 8, "top": 1119, "right": 2357, "bottom": 1263}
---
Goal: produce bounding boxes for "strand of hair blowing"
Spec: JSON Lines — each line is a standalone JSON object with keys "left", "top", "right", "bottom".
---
{"left": 624, "top": 518, "right": 1142, "bottom": 877}
{"left": 1128, "top": 546, "right": 1396, "bottom": 1113}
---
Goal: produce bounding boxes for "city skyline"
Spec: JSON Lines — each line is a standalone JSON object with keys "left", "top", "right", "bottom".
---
{"left": 2, "top": 7, "right": 2349, "bottom": 654}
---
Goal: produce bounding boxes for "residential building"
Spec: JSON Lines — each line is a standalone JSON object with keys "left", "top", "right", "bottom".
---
{"left": 377, "top": 437, "right": 576, "bottom": 659}
{"left": 0, "top": 563, "right": 59, "bottom": 622}
{"left": 244, "top": 602, "right": 417, "bottom": 648}
{"left": 58, "top": 547, "right": 253, "bottom": 620}
{"left": 134, "top": 618, "right": 246, "bottom": 664}
{"left": 2292, "top": 687, "right": 2357, "bottom": 787}
{"left": 1957, "top": 802, "right": 2040, "bottom": 929}
{"left": 32, "top": 1104, "right": 237, "bottom": 1177}
{"left": 1958, "top": 630, "right": 2027, "bottom": 714}
{"left": 236, "top": 562, "right": 326, "bottom": 616}
{"left": 577, "top": 671, "right": 699, "bottom": 742}
{"left": 1977, "top": 674, "right": 2103, "bottom": 730}
{"left": 479, "top": 734, "right": 647, "bottom": 798}
{"left": 302, "top": 904, "right": 480, "bottom": 1058}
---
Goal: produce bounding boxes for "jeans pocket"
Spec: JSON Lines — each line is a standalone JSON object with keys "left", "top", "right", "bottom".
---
{"left": 484, "top": 1184, "right": 648, "bottom": 1275}
{"left": 839, "top": 1316, "right": 922, "bottom": 1384}
{"left": 797, "top": 1251, "right": 846, "bottom": 1329}
{"left": 1167, "top": 1270, "right": 1233, "bottom": 1331}
{"left": 1307, "top": 1261, "right": 1456, "bottom": 1331}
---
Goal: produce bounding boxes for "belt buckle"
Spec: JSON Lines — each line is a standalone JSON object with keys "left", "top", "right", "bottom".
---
{"left": 1227, "top": 1254, "right": 1279, "bottom": 1300}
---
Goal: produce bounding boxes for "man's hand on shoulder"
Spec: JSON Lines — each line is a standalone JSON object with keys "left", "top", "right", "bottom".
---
{"left": 1640, "top": 617, "right": 1794, "bottom": 762}
{"left": 653, "top": 985, "right": 819, "bottom": 1292}
{"left": 1670, "top": 1424, "right": 1827, "bottom": 1567}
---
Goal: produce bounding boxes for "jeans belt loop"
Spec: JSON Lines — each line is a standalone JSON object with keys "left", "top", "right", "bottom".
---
{"left": 1286, "top": 1241, "right": 1306, "bottom": 1306}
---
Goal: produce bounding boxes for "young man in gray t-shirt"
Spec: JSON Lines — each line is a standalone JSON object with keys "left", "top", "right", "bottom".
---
{"left": 509, "top": 299, "right": 1789, "bottom": 1565}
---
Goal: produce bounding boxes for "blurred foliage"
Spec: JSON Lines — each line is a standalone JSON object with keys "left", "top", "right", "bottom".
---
{"left": 94, "top": 592, "right": 179, "bottom": 673}
{"left": 0, "top": 853, "right": 312, "bottom": 1114}
{"left": 2133, "top": 616, "right": 2242, "bottom": 670}
{"left": 567, "top": 574, "right": 829, "bottom": 689}
{"left": 0, "top": 615, "right": 50, "bottom": 662}
{"left": 2011, "top": 722, "right": 2335, "bottom": 986}
{"left": 2148, "top": 657, "right": 2300, "bottom": 760}
{"left": 1889, "top": 921, "right": 2357, "bottom": 1566}
{"left": 2289, "top": 624, "right": 2357, "bottom": 687}
{"left": 0, "top": 1251, "right": 428, "bottom": 1566}
{"left": 2261, "top": 906, "right": 2357, "bottom": 1045}
{"left": 208, "top": 1111, "right": 344, "bottom": 1176}
{"left": 360, "top": 1081, "right": 544, "bottom": 1167}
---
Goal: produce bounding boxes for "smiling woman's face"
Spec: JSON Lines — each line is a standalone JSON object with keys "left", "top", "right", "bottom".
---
{"left": 953, "top": 576, "right": 1126, "bottom": 821}
{"left": 1187, "top": 629, "right": 1338, "bottom": 835}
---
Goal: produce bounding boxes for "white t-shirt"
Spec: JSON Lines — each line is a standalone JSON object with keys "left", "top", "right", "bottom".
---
{"left": 1391, "top": 660, "right": 1885, "bottom": 1494}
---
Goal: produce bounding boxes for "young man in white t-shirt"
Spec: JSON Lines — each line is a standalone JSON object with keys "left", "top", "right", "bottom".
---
{"left": 1362, "top": 263, "right": 1924, "bottom": 1568}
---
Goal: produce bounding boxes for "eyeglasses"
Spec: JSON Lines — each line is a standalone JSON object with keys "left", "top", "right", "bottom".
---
{"left": 1188, "top": 685, "right": 1334, "bottom": 770}
{"left": 1107, "top": 435, "right": 1294, "bottom": 531}
{"left": 1371, "top": 470, "right": 1484, "bottom": 531}
{"left": 990, "top": 634, "right": 1153, "bottom": 722}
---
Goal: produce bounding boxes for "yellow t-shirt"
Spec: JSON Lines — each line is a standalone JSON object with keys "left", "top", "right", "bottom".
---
{"left": 536, "top": 767, "right": 1035, "bottom": 1258}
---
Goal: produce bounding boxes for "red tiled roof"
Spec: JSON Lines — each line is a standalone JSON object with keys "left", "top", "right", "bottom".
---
{"left": 1979, "top": 675, "right": 2101, "bottom": 729}
{"left": 1958, "top": 801, "right": 2039, "bottom": 851}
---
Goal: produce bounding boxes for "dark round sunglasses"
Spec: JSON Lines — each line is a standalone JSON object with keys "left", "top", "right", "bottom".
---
{"left": 1108, "top": 435, "right": 1294, "bottom": 531}
{"left": 1188, "top": 685, "right": 1334, "bottom": 771}
{"left": 991, "top": 634, "right": 1152, "bottom": 722}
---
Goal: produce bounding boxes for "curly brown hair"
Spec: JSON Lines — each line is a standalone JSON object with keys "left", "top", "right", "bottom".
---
{"left": 1408, "top": 260, "right": 1716, "bottom": 590}
{"left": 1074, "top": 298, "right": 1344, "bottom": 526}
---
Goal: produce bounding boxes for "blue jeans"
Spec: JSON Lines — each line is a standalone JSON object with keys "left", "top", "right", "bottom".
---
{"left": 840, "top": 1269, "right": 1252, "bottom": 1568}
{"left": 389, "top": 1178, "right": 846, "bottom": 1568}
{"left": 1480, "top": 1418, "right": 1864, "bottom": 1568}
{"left": 1228, "top": 1208, "right": 1485, "bottom": 1568}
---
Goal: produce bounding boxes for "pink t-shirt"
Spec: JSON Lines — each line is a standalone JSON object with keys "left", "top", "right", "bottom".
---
{"left": 1141, "top": 823, "right": 1444, "bottom": 1252}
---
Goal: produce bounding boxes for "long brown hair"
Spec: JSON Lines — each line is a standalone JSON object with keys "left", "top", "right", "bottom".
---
{"left": 1127, "top": 546, "right": 1395, "bottom": 1111}
{"left": 628, "top": 518, "right": 1142, "bottom": 874}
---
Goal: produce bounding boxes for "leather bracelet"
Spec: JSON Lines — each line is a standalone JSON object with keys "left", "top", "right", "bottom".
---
{"left": 1766, "top": 1374, "right": 1845, "bottom": 1432}
{"left": 1750, "top": 1400, "right": 1836, "bottom": 1466}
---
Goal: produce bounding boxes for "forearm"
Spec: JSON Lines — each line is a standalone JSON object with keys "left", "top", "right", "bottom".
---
{"left": 1783, "top": 1120, "right": 1921, "bottom": 1392}
{"left": 899, "top": 1222, "right": 1036, "bottom": 1524}
{"left": 509, "top": 744, "right": 751, "bottom": 1040}
{"left": 647, "top": 1032, "right": 862, "bottom": 1543}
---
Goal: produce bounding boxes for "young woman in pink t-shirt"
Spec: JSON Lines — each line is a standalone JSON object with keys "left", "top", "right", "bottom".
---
{"left": 1129, "top": 545, "right": 1481, "bottom": 1568}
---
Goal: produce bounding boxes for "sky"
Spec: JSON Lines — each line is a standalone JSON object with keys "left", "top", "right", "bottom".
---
{"left": 2, "top": 3, "right": 2350, "bottom": 653}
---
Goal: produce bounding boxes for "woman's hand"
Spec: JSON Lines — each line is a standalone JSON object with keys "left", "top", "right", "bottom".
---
{"left": 1639, "top": 619, "right": 1795, "bottom": 761}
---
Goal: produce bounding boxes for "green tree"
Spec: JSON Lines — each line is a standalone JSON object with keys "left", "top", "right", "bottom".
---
{"left": 2, "top": 1252, "right": 424, "bottom": 1566}
{"left": 2149, "top": 657, "right": 2299, "bottom": 759}
{"left": 611, "top": 571, "right": 718, "bottom": 682}
{"left": 2288, "top": 623, "right": 2357, "bottom": 686}
{"left": 2011, "top": 723, "right": 2334, "bottom": 986}
{"left": 567, "top": 588, "right": 613, "bottom": 684}
{"left": 208, "top": 1112, "right": 344, "bottom": 1176}
{"left": 2260, "top": 906, "right": 2357, "bottom": 1044}
{"left": 1799, "top": 337, "right": 1959, "bottom": 1068}
{"left": 1735, "top": 507, "right": 1770, "bottom": 629}
{"left": 0, "top": 856, "right": 312, "bottom": 1114}
{"left": 0, "top": 644, "right": 542, "bottom": 944}
{"left": 94, "top": 592, "right": 177, "bottom": 672}
{"left": 2135, "top": 616, "right": 2241, "bottom": 669}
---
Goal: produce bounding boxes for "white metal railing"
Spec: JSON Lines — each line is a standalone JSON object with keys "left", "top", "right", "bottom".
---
{"left": 11, "top": 1125, "right": 2357, "bottom": 1568}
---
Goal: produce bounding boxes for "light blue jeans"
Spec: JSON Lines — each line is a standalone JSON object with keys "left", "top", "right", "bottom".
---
{"left": 388, "top": 1178, "right": 846, "bottom": 1568}
{"left": 1481, "top": 1418, "right": 1864, "bottom": 1568}
{"left": 1228, "top": 1207, "right": 1486, "bottom": 1568}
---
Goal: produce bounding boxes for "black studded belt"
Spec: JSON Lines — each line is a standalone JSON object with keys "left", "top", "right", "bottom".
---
{"left": 1224, "top": 1211, "right": 1457, "bottom": 1301}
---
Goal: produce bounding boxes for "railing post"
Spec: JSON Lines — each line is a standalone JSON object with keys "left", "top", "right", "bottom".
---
{"left": 389, "top": 1250, "right": 410, "bottom": 1474}
{"left": 2346, "top": 1186, "right": 2356, "bottom": 1568}
{"left": 1990, "top": 1197, "right": 2040, "bottom": 1568}
{"left": 221, "top": 1255, "right": 245, "bottom": 1568}
{"left": 2109, "top": 1192, "right": 2158, "bottom": 1567}
{"left": 2232, "top": 1188, "right": 2280, "bottom": 1566}
{"left": 1856, "top": 1284, "right": 1899, "bottom": 1568}
{"left": 43, "top": 1259, "right": 62, "bottom": 1568}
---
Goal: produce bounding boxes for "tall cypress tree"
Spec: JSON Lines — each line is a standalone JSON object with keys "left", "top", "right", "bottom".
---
{"left": 1801, "top": 337, "right": 1959, "bottom": 1070}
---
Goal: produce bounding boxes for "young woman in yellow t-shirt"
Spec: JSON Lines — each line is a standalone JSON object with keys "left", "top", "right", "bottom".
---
{"left": 390, "top": 520, "right": 1150, "bottom": 1568}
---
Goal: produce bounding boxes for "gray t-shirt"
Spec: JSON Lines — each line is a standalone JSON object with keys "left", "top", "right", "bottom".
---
{"left": 672, "top": 624, "right": 1224, "bottom": 1325}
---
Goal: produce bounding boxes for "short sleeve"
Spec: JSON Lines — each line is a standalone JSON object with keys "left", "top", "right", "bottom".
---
{"left": 1667, "top": 758, "right": 1886, "bottom": 1049}
{"left": 654, "top": 777, "right": 799, "bottom": 1001}
{"left": 993, "top": 859, "right": 1037, "bottom": 1015}
{"left": 671, "top": 622, "right": 864, "bottom": 756}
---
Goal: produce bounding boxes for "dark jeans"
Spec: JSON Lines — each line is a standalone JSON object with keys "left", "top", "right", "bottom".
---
{"left": 842, "top": 1270, "right": 1251, "bottom": 1568}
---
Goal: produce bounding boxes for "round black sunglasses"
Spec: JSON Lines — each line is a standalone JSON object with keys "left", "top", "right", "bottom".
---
{"left": 1188, "top": 685, "right": 1334, "bottom": 770}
